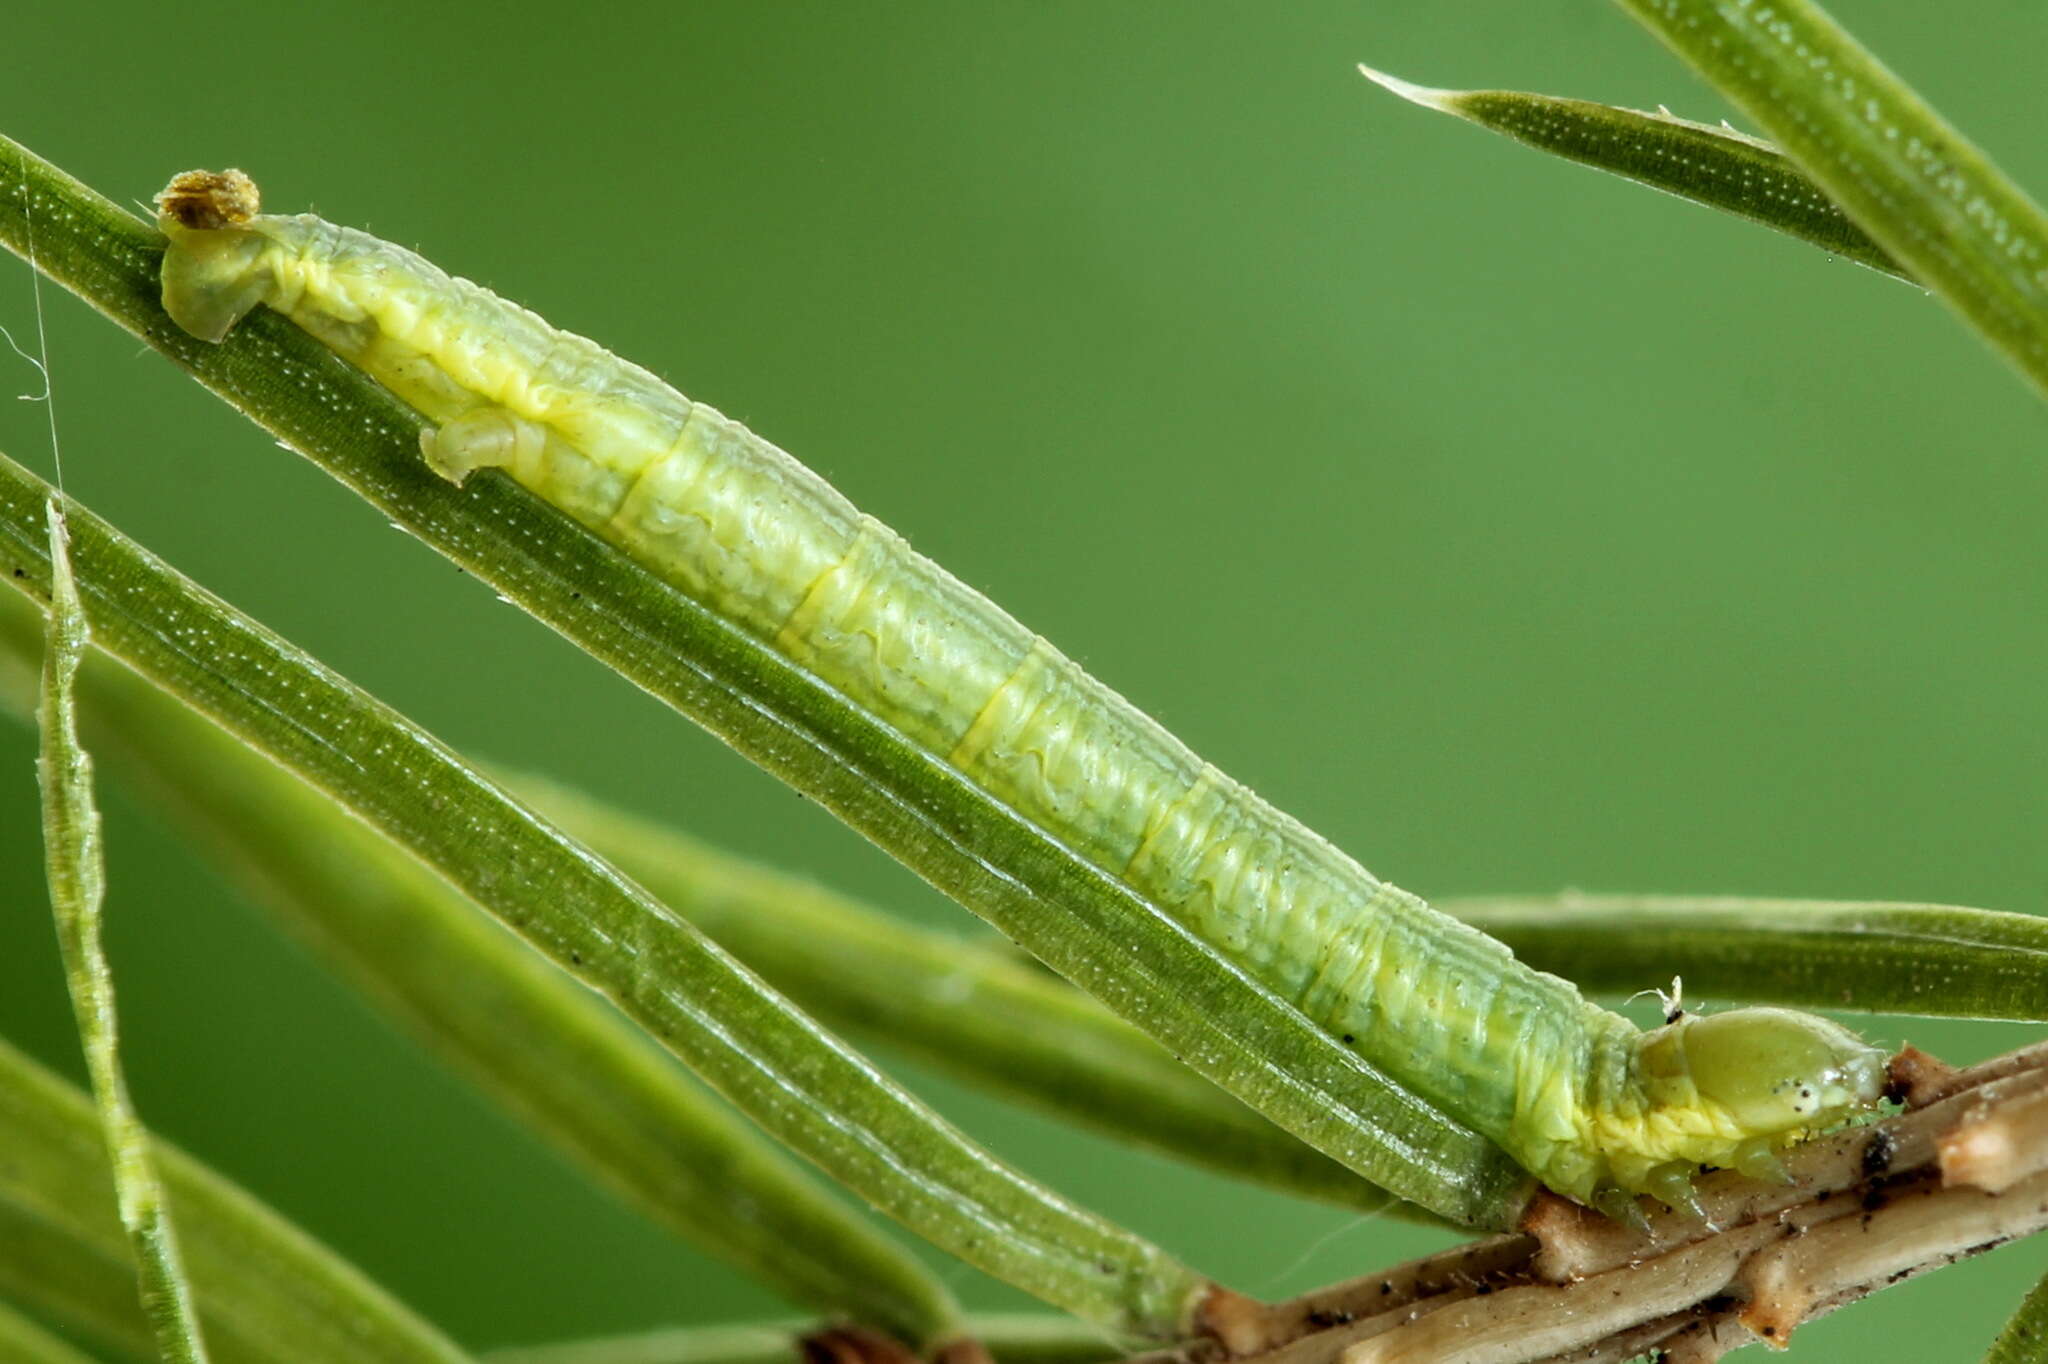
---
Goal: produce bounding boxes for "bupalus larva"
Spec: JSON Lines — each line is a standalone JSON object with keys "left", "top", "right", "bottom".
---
{"left": 153, "top": 167, "right": 1887, "bottom": 1222}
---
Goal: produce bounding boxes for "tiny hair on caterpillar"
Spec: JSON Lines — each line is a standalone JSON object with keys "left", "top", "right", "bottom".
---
{"left": 153, "top": 167, "right": 1889, "bottom": 1223}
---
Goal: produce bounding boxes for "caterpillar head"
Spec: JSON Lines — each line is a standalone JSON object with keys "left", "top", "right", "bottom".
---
{"left": 155, "top": 169, "right": 273, "bottom": 343}
{"left": 1638, "top": 1006, "right": 1887, "bottom": 1138}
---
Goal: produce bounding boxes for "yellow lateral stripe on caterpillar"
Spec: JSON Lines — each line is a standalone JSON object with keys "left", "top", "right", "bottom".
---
{"left": 153, "top": 168, "right": 1887, "bottom": 1213}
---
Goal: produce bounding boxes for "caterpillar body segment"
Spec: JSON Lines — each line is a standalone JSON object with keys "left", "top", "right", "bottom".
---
{"left": 154, "top": 169, "right": 1888, "bottom": 1214}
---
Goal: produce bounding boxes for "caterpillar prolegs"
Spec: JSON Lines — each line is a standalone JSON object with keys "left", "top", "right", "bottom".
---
{"left": 154, "top": 169, "right": 1887, "bottom": 1217}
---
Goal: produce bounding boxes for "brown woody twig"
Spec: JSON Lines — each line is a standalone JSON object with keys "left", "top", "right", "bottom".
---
{"left": 1142, "top": 1041, "right": 2048, "bottom": 1364}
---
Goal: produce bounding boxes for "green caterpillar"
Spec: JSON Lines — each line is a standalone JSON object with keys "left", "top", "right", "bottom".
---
{"left": 154, "top": 168, "right": 1887, "bottom": 1220}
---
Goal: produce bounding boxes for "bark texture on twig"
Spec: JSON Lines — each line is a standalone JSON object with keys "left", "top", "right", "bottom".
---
{"left": 1157, "top": 1043, "right": 2048, "bottom": 1364}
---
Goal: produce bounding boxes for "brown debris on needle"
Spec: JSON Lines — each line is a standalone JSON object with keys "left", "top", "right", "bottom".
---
{"left": 802, "top": 1326, "right": 927, "bottom": 1364}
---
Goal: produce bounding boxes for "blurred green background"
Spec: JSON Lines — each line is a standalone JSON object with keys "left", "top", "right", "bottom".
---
{"left": 4, "top": 2, "right": 2046, "bottom": 1359}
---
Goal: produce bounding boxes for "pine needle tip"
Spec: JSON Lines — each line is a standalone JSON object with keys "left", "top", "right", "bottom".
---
{"left": 1356, "top": 64, "right": 1456, "bottom": 112}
